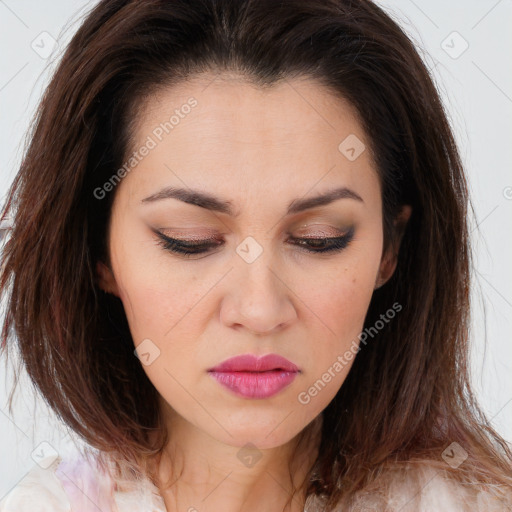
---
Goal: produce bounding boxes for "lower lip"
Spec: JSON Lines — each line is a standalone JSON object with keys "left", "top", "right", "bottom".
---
{"left": 208, "top": 370, "right": 298, "bottom": 399}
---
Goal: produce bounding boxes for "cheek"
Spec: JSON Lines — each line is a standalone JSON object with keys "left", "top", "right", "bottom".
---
{"left": 109, "top": 232, "right": 197, "bottom": 340}
{"left": 111, "top": 252, "right": 214, "bottom": 396}
{"left": 304, "top": 269, "right": 373, "bottom": 355}
{"left": 291, "top": 267, "right": 377, "bottom": 414}
{"left": 304, "top": 247, "right": 380, "bottom": 327}
{"left": 298, "top": 242, "right": 382, "bottom": 364}
{"left": 115, "top": 269, "right": 203, "bottom": 393}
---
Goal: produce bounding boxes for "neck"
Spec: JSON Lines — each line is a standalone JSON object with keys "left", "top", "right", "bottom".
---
{"left": 151, "top": 411, "right": 323, "bottom": 512}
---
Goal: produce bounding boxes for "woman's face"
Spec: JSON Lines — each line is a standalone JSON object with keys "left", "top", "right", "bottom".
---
{"left": 97, "top": 74, "right": 398, "bottom": 450}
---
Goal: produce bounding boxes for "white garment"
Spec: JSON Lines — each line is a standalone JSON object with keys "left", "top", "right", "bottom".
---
{"left": 1, "top": 445, "right": 511, "bottom": 511}
{"left": 0, "top": 446, "right": 166, "bottom": 512}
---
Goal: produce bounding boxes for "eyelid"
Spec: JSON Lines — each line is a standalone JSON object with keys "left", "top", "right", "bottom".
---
{"left": 156, "top": 223, "right": 350, "bottom": 238}
{"left": 156, "top": 228, "right": 221, "bottom": 240}
{"left": 293, "top": 225, "right": 350, "bottom": 238}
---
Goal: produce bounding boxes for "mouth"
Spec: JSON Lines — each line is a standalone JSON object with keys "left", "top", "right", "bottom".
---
{"left": 207, "top": 354, "right": 300, "bottom": 399}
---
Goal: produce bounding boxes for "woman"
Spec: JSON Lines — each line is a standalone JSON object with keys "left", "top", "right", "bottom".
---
{"left": 1, "top": 0, "right": 511, "bottom": 510}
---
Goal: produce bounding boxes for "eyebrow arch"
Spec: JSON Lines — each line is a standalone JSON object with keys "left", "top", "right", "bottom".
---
{"left": 141, "top": 186, "right": 363, "bottom": 216}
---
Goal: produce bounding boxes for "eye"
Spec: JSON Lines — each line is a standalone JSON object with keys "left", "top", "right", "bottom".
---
{"left": 290, "top": 227, "right": 354, "bottom": 254}
{"left": 153, "top": 227, "right": 354, "bottom": 258}
{"left": 153, "top": 231, "right": 223, "bottom": 258}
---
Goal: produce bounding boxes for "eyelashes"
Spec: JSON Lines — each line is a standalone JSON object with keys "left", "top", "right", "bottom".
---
{"left": 153, "top": 227, "right": 355, "bottom": 258}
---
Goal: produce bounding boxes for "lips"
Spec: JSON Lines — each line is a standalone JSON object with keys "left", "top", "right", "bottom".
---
{"left": 207, "top": 354, "right": 300, "bottom": 399}
{"left": 208, "top": 353, "right": 300, "bottom": 373}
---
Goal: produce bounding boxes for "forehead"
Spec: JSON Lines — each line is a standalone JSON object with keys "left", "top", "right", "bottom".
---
{"left": 135, "top": 73, "right": 366, "bottom": 148}
{"left": 121, "top": 73, "right": 380, "bottom": 208}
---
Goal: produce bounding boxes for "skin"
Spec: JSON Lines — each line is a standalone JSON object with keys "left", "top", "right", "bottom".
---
{"left": 97, "top": 73, "right": 411, "bottom": 512}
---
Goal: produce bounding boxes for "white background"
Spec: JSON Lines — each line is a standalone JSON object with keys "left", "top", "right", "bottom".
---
{"left": 1, "top": 0, "right": 511, "bottom": 500}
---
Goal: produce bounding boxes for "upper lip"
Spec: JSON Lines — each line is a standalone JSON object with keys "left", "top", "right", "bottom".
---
{"left": 208, "top": 354, "right": 300, "bottom": 373}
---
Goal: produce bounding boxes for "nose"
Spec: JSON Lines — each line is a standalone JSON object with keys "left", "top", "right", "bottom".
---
{"left": 219, "top": 259, "right": 298, "bottom": 337}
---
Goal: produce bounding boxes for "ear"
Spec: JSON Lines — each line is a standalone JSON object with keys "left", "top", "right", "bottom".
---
{"left": 374, "top": 205, "right": 412, "bottom": 290}
{"left": 96, "top": 260, "right": 120, "bottom": 297}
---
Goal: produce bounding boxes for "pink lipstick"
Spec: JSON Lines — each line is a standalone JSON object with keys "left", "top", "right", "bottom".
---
{"left": 208, "top": 354, "right": 300, "bottom": 399}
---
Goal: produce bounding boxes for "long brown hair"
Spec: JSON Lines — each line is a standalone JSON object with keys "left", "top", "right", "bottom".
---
{"left": 1, "top": 0, "right": 511, "bottom": 508}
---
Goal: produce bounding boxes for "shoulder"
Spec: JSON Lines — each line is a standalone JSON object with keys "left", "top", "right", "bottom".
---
{"left": 356, "top": 462, "right": 512, "bottom": 511}
{"left": 387, "top": 463, "right": 512, "bottom": 511}
{"left": 0, "top": 446, "right": 117, "bottom": 512}
{"left": 0, "top": 455, "right": 70, "bottom": 512}
{"left": 305, "top": 461, "right": 512, "bottom": 512}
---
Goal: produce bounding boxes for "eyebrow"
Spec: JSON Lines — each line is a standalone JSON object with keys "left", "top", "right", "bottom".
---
{"left": 141, "top": 186, "right": 363, "bottom": 216}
